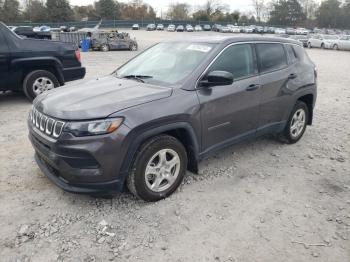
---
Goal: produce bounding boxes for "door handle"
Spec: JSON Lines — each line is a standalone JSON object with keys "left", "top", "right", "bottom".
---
{"left": 246, "top": 84, "right": 261, "bottom": 91}
{"left": 288, "top": 73, "right": 297, "bottom": 79}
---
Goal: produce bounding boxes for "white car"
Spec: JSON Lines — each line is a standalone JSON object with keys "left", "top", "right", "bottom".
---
{"left": 194, "top": 25, "right": 202, "bottom": 31}
{"left": 296, "top": 28, "right": 309, "bottom": 35}
{"left": 308, "top": 34, "right": 339, "bottom": 49}
{"left": 186, "top": 25, "right": 194, "bottom": 32}
{"left": 167, "top": 24, "right": 175, "bottom": 32}
{"left": 220, "top": 26, "right": 231, "bottom": 33}
{"left": 243, "top": 26, "right": 254, "bottom": 33}
{"left": 230, "top": 26, "right": 241, "bottom": 33}
{"left": 333, "top": 35, "right": 350, "bottom": 50}
{"left": 275, "top": 28, "right": 286, "bottom": 34}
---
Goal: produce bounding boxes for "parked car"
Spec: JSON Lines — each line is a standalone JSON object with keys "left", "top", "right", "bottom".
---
{"left": 167, "top": 24, "right": 176, "bottom": 32}
{"left": 332, "top": 35, "right": 350, "bottom": 50}
{"left": 296, "top": 28, "right": 309, "bottom": 35}
{"left": 230, "top": 26, "right": 241, "bottom": 33}
{"left": 194, "top": 25, "right": 202, "bottom": 31}
{"left": 146, "top": 24, "right": 156, "bottom": 31}
{"left": 10, "top": 26, "right": 51, "bottom": 39}
{"left": 290, "top": 35, "right": 309, "bottom": 47}
{"left": 212, "top": 24, "right": 222, "bottom": 32}
{"left": 91, "top": 31, "right": 138, "bottom": 52}
{"left": 29, "top": 36, "right": 317, "bottom": 202}
{"left": 185, "top": 25, "right": 194, "bottom": 32}
{"left": 132, "top": 24, "right": 140, "bottom": 30}
{"left": 286, "top": 28, "right": 296, "bottom": 35}
{"left": 0, "top": 22, "right": 85, "bottom": 101}
{"left": 156, "top": 24, "right": 164, "bottom": 31}
{"left": 176, "top": 25, "right": 184, "bottom": 32}
{"left": 275, "top": 28, "right": 286, "bottom": 34}
{"left": 220, "top": 26, "right": 230, "bottom": 33}
{"left": 203, "top": 24, "right": 211, "bottom": 31}
{"left": 307, "top": 34, "right": 339, "bottom": 49}
{"left": 243, "top": 26, "right": 255, "bottom": 33}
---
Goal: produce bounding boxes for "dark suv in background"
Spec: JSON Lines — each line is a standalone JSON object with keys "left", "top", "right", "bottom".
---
{"left": 29, "top": 36, "right": 317, "bottom": 202}
{"left": 0, "top": 22, "right": 85, "bottom": 101}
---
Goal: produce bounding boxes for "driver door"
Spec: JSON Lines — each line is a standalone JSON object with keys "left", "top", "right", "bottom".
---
{"left": 196, "top": 43, "right": 261, "bottom": 152}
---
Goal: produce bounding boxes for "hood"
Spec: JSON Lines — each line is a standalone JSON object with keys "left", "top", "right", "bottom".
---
{"left": 34, "top": 75, "right": 172, "bottom": 120}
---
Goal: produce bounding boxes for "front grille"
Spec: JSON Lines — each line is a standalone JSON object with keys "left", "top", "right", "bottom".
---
{"left": 30, "top": 108, "right": 65, "bottom": 138}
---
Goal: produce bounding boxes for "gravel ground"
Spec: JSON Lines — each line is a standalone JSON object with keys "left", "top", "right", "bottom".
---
{"left": 0, "top": 31, "right": 349, "bottom": 262}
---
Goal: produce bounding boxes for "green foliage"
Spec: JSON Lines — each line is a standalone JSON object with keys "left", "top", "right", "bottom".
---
{"left": 46, "top": 0, "right": 73, "bottom": 22}
{"left": 23, "top": 0, "right": 48, "bottom": 22}
{"left": 269, "top": 0, "right": 306, "bottom": 26}
{"left": 94, "top": 0, "right": 117, "bottom": 20}
{"left": 316, "top": 0, "right": 341, "bottom": 28}
{"left": 0, "top": 0, "right": 20, "bottom": 23}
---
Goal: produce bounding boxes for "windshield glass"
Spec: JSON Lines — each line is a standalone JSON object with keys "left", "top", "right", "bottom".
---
{"left": 116, "top": 42, "right": 214, "bottom": 85}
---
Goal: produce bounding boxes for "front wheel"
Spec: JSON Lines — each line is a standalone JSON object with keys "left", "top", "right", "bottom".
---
{"left": 129, "top": 43, "right": 138, "bottom": 51}
{"left": 101, "top": 44, "right": 109, "bottom": 52}
{"left": 23, "top": 70, "right": 60, "bottom": 101}
{"left": 127, "top": 135, "right": 188, "bottom": 202}
{"left": 333, "top": 44, "right": 339, "bottom": 50}
{"left": 279, "top": 101, "right": 309, "bottom": 144}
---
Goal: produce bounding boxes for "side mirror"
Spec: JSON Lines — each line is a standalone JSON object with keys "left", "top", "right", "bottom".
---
{"left": 200, "top": 71, "right": 234, "bottom": 87}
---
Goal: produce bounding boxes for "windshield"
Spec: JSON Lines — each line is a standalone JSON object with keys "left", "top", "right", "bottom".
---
{"left": 116, "top": 42, "right": 214, "bottom": 85}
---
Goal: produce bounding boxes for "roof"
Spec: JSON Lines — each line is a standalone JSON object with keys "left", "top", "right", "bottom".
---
{"left": 166, "top": 35, "right": 301, "bottom": 46}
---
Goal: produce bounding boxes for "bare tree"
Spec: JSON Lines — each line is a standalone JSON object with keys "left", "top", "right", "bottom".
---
{"left": 251, "top": 0, "right": 266, "bottom": 23}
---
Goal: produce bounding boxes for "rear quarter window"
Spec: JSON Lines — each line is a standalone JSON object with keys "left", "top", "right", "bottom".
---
{"left": 0, "top": 30, "right": 9, "bottom": 52}
{"left": 256, "top": 43, "right": 287, "bottom": 73}
{"left": 285, "top": 44, "right": 298, "bottom": 64}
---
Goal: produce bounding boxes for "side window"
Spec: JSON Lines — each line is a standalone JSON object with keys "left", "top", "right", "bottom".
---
{"left": 0, "top": 30, "right": 9, "bottom": 52}
{"left": 208, "top": 44, "right": 256, "bottom": 80}
{"left": 256, "top": 43, "right": 287, "bottom": 73}
{"left": 285, "top": 44, "right": 298, "bottom": 64}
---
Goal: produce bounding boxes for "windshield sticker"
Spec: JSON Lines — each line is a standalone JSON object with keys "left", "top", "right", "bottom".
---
{"left": 186, "top": 44, "right": 212, "bottom": 53}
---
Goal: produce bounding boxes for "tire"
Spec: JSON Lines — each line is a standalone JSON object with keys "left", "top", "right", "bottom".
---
{"left": 23, "top": 70, "right": 60, "bottom": 101}
{"left": 127, "top": 135, "right": 188, "bottom": 202}
{"left": 333, "top": 44, "right": 339, "bottom": 50}
{"left": 101, "top": 44, "right": 109, "bottom": 52}
{"left": 308, "top": 42, "right": 312, "bottom": 48}
{"left": 129, "top": 43, "right": 138, "bottom": 51}
{"left": 279, "top": 101, "right": 309, "bottom": 144}
{"left": 321, "top": 43, "right": 325, "bottom": 49}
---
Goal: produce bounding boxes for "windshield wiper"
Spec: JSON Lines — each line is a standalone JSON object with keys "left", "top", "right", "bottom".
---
{"left": 121, "top": 75, "right": 153, "bottom": 83}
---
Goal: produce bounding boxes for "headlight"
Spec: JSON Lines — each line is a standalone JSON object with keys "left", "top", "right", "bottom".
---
{"left": 64, "top": 118, "right": 123, "bottom": 137}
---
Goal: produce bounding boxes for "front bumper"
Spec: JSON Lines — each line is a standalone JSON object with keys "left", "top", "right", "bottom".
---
{"left": 28, "top": 120, "right": 131, "bottom": 194}
{"left": 63, "top": 66, "right": 86, "bottom": 82}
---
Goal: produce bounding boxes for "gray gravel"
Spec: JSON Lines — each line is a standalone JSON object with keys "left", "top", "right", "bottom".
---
{"left": 0, "top": 30, "right": 350, "bottom": 262}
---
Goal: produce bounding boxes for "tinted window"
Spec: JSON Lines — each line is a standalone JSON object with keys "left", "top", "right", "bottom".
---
{"left": 285, "top": 45, "right": 298, "bottom": 64}
{"left": 208, "top": 44, "right": 256, "bottom": 79}
{"left": 257, "top": 43, "right": 287, "bottom": 73}
{"left": 0, "top": 30, "right": 8, "bottom": 52}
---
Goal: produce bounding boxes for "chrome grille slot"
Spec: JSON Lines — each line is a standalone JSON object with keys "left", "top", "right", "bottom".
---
{"left": 30, "top": 108, "right": 65, "bottom": 139}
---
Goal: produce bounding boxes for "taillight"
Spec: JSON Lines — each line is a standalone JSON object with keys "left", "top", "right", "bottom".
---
{"left": 75, "top": 49, "right": 81, "bottom": 63}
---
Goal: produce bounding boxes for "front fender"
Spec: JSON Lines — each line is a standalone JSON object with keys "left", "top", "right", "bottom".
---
{"left": 118, "top": 121, "right": 200, "bottom": 186}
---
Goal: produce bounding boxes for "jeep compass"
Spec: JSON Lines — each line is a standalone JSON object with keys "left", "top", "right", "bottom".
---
{"left": 28, "top": 36, "right": 317, "bottom": 202}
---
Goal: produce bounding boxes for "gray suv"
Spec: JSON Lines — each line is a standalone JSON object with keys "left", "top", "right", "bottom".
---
{"left": 28, "top": 36, "right": 317, "bottom": 202}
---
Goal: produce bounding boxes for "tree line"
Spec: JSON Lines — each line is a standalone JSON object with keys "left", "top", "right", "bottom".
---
{"left": 0, "top": 0, "right": 349, "bottom": 29}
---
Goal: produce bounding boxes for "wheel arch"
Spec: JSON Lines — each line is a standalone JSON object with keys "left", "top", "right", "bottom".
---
{"left": 11, "top": 57, "right": 64, "bottom": 85}
{"left": 297, "top": 94, "right": 314, "bottom": 125}
{"left": 119, "top": 122, "right": 200, "bottom": 189}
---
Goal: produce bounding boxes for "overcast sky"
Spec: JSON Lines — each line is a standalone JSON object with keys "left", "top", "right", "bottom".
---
{"left": 69, "top": 0, "right": 255, "bottom": 14}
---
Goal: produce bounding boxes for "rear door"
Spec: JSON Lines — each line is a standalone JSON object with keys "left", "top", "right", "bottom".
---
{"left": 197, "top": 43, "right": 261, "bottom": 151}
{"left": 255, "top": 43, "right": 290, "bottom": 134}
{"left": 0, "top": 28, "right": 10, "bottom": 90}
{"left": 339, "top": 36, "right": 350, "bottom": 50}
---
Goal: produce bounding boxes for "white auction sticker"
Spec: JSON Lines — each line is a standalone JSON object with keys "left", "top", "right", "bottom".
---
{"left": 186, "top": 44, "right": 212, "bottom": 53}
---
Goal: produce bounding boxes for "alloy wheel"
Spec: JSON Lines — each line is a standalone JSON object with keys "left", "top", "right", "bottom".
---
{"left": 290, "top": 109, "right": 306, "bottom": 139}
{"left": 32, "top": 77, "right": 54, "bottom": 95}
{"left": 144, "top": 149, "right": 181, "bottom": 193}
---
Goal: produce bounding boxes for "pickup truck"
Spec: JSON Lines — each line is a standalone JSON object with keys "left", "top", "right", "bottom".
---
{"left": 0, "top": 22, "right": 86, "bottom": 100}
{"left": 10, "top": 26, "right": 52, "bottom": 39}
